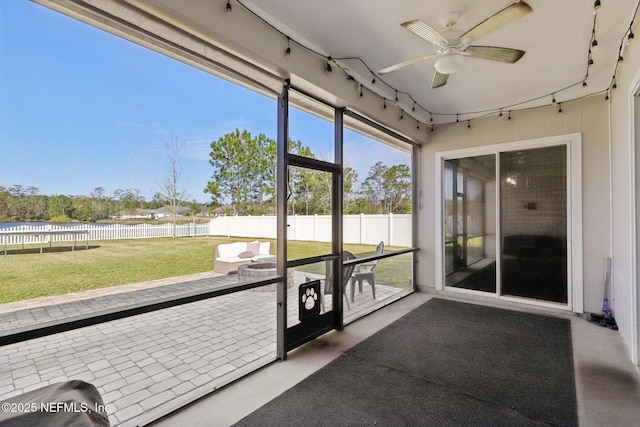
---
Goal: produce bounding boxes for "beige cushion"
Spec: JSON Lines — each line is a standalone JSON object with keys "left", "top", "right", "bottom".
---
{"left": 258, "top": 242, "right": 271, "bottom": 255}
{"left": 217, "top": 242, "right": 246, "bottom": 259}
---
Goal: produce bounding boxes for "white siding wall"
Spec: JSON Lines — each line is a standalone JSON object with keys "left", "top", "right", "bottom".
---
{"left": 609, "top": 38, "right": 640, "bottom": 364}
{"left": 418, "top": 96, "right": 610, "bottom": 311}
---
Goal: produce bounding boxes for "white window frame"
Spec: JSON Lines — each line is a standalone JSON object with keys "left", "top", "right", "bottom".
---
{"left": 435, "top": 133, "right": 583, "bottom": 312}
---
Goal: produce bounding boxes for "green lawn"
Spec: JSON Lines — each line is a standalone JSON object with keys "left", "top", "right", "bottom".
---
{"left": 0, "top": 237, "right": 412, "bottom": 304}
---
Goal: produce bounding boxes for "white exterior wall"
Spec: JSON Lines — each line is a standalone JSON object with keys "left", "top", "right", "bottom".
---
{"left": 609, "top": 37, "right": 640, "bottom": 365}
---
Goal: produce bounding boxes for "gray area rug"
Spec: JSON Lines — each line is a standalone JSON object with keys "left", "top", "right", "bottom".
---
{"left": 235, "top": 298, "right": 577, "bottom": 426}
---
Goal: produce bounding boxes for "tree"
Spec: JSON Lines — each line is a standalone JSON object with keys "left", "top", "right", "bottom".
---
{"left": 90, "top": 187, "right": 107, "bottom": 219}
{"left": 384, "top": 164, "right": 412, "bottom": 213}
{"left": 189, "top": 200, "right": 202, "bottom": 217}
{"left": 287, "top": 140, "right": 316, "bottom": 215}
{"left": 286, "top": 140, "right": 358, "bottom": 215}
{"left": 148, "top": 192, "right": 166, "bottom": 210}
{"left": 48, "top": 194, "right": 74, "bottom": 219}
{"left": 72, "top": 195, "right": 94, "bottom": 221}
{"left": 205, "top": 129, "right": 276, "bottom": 215}
{"left": 361, "top": 162, "right": 387, "bottom": 212}
{"left": 7, "top": 185, "right": 44, "bottom": 220}
{"left": 0, "top": 186, "right": 9, "bottom": 221}
{"left": 361, "top": 162, "right": 411, "bottom": 214}
{"left": 342, "top": 167, "right": 360, "bottom": 214}
{"left": 30, "top": 195, "right": 48, "bottom": 220}
{"left": 159, "top": 135, "right": 191, "bottom": 237}
{"left": 7, "top": 185, "right": 27, "bottom": 220}
{"left": 113, "top": 188, "right": 145, "bottom": 214}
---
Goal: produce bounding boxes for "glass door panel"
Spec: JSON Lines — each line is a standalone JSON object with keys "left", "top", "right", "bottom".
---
{"left": 289, "top": 91, "right": 335, "bottom": 163}
{"left": 287, "top": 166, "right": 333, "bottom": 261}
{"left": 444, "top": 163, "right": 455, "bottom": 276}
{"left": 444, "top": 155, "right": 496, "bottom": 292}
{"left": 500, "top": 146, "right": 568, "bottom": 303}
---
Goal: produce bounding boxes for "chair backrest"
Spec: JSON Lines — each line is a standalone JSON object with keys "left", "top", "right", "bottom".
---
{"left": 342, "top": 251, "right": 357, "bottom": 286}
{"left": 366, "top": 241, "right": 385, "bottom": 272}
{"left": 324, "top": 251, "right": 357, "bottom": 294}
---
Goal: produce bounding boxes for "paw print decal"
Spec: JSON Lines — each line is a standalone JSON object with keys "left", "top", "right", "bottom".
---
{"left": 299, "top": 280, "right": 321, "bottom": 321}
{"left": 302, "top": 287, "right": 318, "bottom": 310}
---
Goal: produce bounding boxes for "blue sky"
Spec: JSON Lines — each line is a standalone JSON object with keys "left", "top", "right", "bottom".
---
{"left": 0, "top": 1, "right": 409, "bottom": 203}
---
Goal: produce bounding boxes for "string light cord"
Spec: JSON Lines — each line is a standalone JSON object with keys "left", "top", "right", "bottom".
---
{"left": 607, "top": 0, "right": 640, "bottom": 92}
{"left": 585, "top": 13, "right": 598, "bottom": 85}
{"left": 331, "top": 56, "right": 429, "bottom": 117}
{"left": 233, "top": 0, "right": 428, "bottom": 125}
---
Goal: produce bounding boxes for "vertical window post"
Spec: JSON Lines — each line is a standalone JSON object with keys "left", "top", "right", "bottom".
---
{"left": 333, "top": 108, "right": 345, "bottom": 330}
{"left": 277, "top": 82, "right": 290, "bottom": 360}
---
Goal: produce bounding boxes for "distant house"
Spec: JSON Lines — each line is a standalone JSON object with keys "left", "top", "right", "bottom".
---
{"left": 112, "top": 209, "right": 154, "bottom": 220}
{"left": 196, "top": 205, "right": 212, "bottom": 217}
{"left": 212, "top": 205, "right": 237, "bottom": 216}
{"left": 151, "top": 206, "right": 191, "bottom": 219}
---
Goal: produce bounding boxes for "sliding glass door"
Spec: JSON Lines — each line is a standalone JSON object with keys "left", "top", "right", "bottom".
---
{"left": 500, "top": 145, "right": 568, "bottom": 303}
{"left": 444, "top": 155, "right": 496, "bottom": 293}
{"left": 438, "top": 137, "right": 580, "bottom": 310}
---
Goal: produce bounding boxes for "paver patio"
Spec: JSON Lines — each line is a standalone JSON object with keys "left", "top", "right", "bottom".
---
{"left": 0, "top": 271, "right": 409, "bottom": 426}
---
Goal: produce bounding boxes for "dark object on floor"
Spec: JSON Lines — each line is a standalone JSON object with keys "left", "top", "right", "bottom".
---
{"left": 0, "top": 380, "right": 110, "bottom": 427}
{"left": 234, "top": 298, "right": 578, "bottom": 427}
{"left": 588, "top": 258, "right": 617, "bottom": 330}
{"left": 587, "top": 313, "right": 619, "bottom": 330}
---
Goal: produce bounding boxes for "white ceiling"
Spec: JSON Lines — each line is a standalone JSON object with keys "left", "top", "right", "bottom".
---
{"left": 241, "top": 0, "right": 637, "bottom": 124}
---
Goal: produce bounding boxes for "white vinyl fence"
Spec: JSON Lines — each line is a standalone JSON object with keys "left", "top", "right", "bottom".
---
{"left": 0, "top": 215, "right": 412, "bottom": 247}
{"left": 0, "top": 222, "right": 210, "bottom": 246}
{"left": 209, "top": 214, "right": 412, "bottom": 247}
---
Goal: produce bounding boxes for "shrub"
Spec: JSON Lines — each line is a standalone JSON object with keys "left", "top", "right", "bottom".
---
{"left": 49, "top": 214, "right": 72, "bottom": 224}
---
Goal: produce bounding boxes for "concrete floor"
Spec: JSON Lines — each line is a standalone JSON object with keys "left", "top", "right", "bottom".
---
{"left": 153, "top": 292, "right": 640, "bottom": 427}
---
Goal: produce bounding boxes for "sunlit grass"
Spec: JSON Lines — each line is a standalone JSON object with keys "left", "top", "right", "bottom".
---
{"left": 0, "top": 237, "right": 412, "bottom": 303}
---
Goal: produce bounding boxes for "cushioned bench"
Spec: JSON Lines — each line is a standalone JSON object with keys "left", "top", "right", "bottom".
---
{"left": 214, "top": 241, "right": 272, "bottom": 274}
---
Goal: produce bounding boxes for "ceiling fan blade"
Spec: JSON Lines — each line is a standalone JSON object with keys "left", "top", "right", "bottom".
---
{"left": 466, "top": 46, "right": 525, "bottom": 63}
{"left": 460, "top": 1, "right": 532, "bottom": 44}
{"left": 401, "top": 19, "right": 448, "bottom": 46}
{"left": 378, "top": 53, "right": 437, "bottom": 75}
{"left": 432, "top": 71, "right": 449, "bottom": 89}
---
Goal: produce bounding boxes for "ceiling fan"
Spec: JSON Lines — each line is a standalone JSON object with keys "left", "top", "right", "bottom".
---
{"left": 378, "top": 1, "right": 532, "bottom": 88}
